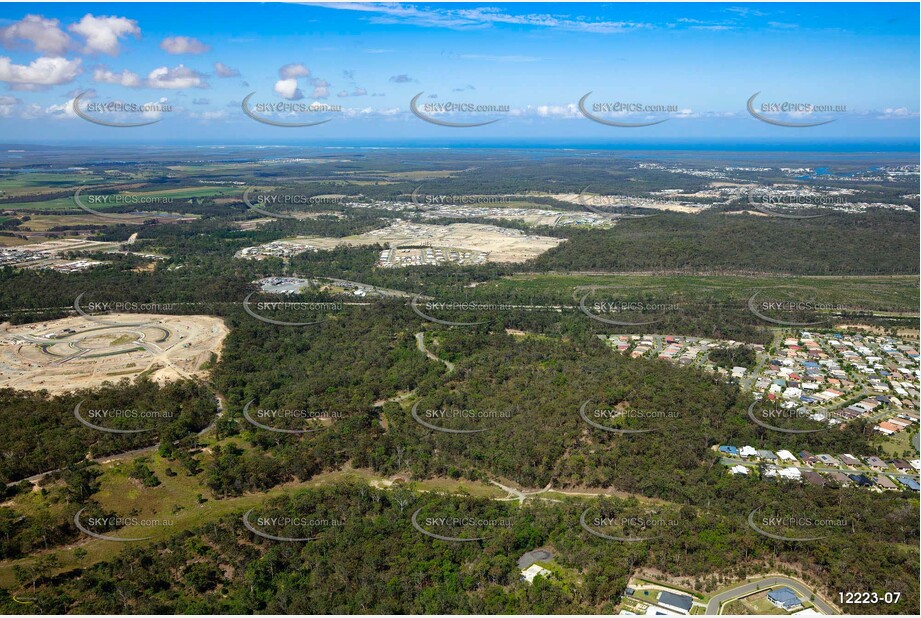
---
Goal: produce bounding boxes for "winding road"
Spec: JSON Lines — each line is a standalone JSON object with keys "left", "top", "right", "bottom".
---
{"left": 705, "top": 575, "right": 838, "bottom": 614}
{"left": 415, "top": 332, "right": 455, "bottom": 373}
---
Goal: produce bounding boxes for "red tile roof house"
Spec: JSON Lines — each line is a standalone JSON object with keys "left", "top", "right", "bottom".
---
{"left": 799, "top": 451, "right": 818, "bottom": 465}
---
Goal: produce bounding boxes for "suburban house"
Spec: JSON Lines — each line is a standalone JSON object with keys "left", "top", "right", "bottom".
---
{"left": 802, "top": 470, "right": 826, "bottom": 486}
{"left": 656, "top": 591, "right": 694, "bottom": 615}
{"left": 767, "top": 587, "right": 804, "bottom": 611}
{"left": 875, "top": 475, "right": 898, "bottom": 490}
{"left": 799, "top": 451, "right": 818, "bottom": 465}
{"left": 521, "top": 564, "right": 551, "bottom": 584}
{"left": 864, "top": 456, "right": 887, "bottom": 469}
{"left": 840, "top": 454, "right": 860, "bottom": 467}
{"left": 739, "top": 445, "right": 758, "bottom": 458}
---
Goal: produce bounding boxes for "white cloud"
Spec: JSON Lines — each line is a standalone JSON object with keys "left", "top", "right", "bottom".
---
{"left": 279, "top": 63, "right": 310, "bottom": 79}
{"left": 316, "top": 3, "right": 652, "bottom": 34}
{"left": 0, "top": 95, "right": 18, "bottom": 117}
{"left": 160, "top": 36, "right": 210, "bottom": 55}
{"left": 0, "top": 15, "right": 71, "bottom": 54}
{"left": 459, "top": 54, "right": 540, "bottom": 62}
{"left": 532, "top": 103, "right": 580, "bottom": 118}
{"left": 274, "top": 78, "right": 303, "bottom": 100}
{"left": 0, "top": 55, "right": 82, "bottom": 90}
{"left": 878, "top": 107, "right": 919, "bottom": 119}
{"left": 69, "top": 14, "right": 140, "bottom": 55}
{"left": 46, "top": 97, "right": 79, "bottom": 119}
{"left": 338, "top": 87, "right": 368, "bottom": 98}
{"left": 93, "top": 66, "right": 141, "bottom": 87}
{"left": 146, "top": 64, "right": 208, "bottom": 89}
{"left": 190, "top": 109, "right": 228, "bottom": 121}
{"left": 213, "top": 61, "right": 239, "bottom": 77}
{"left": 310, "top": 78, "right": 330, "bottom": 99}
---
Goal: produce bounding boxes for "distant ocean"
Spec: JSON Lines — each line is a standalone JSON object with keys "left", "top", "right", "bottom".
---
{"left": 305, "top": 139, "right": 921, "bottom": 153}
{"left": 9, "top": 138, "right": 920, "bottom": 154}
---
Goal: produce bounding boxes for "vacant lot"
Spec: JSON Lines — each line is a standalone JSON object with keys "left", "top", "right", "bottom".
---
{"left": 0, "top": 313, "right": 228, "bottom": 393}
{"left": 242, "top": 221, "right": 563, "bottom": 264}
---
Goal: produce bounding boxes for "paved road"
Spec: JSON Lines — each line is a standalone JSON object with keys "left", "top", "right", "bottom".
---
{"left": 719, "top": 456, "right": 921, "bottom": 480}
{"left": 705, "top": 576, "right": 837, "bottom": 614}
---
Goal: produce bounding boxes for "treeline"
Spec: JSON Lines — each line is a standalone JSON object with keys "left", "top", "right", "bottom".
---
{"left": 527, "top": 212, "right": 920, "bottom": 275}
{"left": 1, "top": 483, "right": 916, "bottom": 614}
{"left": 0, "top": 379, "right": 214, "bottom": 484}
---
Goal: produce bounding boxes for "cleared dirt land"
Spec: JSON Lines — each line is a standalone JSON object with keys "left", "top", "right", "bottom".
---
{"left": 0, "top": 314, "right": 228, "bottom": 393}
{"left": 238, "top": 221, "right": 563, "bottom": 264}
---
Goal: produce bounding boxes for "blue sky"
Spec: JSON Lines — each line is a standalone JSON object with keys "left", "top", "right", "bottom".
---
{"left": 0, "top": 2, "right": 918, "bottom": 143}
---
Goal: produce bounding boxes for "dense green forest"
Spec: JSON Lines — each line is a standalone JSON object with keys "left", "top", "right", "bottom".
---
{"left": 528, "top": 212, "right": 920, "bottom": 275}
{"left": 0, "top": 149, "right": 917, "bottom": 614}
{"left": 0, "top": 483, "right": 916, "bottom": 614}
{"left": 0, "top": 380, "right": 214, "bottom": 484}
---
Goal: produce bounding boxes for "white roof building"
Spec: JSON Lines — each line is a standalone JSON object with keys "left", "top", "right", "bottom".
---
{"left": 729, "top": 465, "right": 750, "bottom": 476}
{"left": 776, "top": 450, "right": 797, "bottom": 462}
{"left": 740, "top": 445, "right": 758, "bottom": 458}
{"left": 521, "top": 564, "right": 551, "bottom": 584}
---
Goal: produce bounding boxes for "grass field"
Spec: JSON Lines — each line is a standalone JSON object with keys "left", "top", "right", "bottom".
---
{"left": 491, "top": 273, "right": 920, "bottom": 312}
{"left": 1, "top": 186, "right": 234, "bottom": 212}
